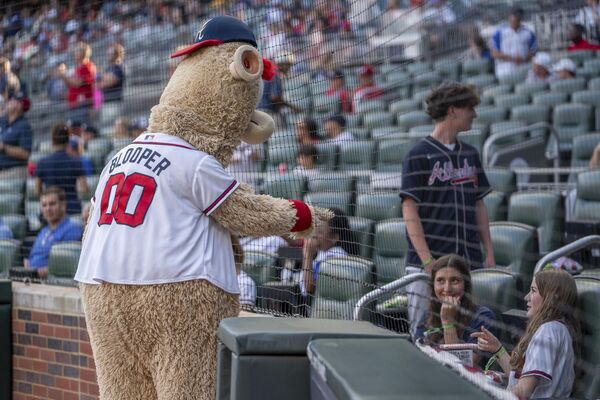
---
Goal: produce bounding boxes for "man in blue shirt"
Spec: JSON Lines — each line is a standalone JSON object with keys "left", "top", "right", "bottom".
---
{"left": 36, "top": 123, "right": 89, "bottom": 214}
{"left": 25, "top": 186, "right": 83, "bottom": 278}
{"left": 0, "top": 91, "right": 32, "bottom": 178}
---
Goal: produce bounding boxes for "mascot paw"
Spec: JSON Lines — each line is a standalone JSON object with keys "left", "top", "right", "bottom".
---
{"left": 293, "top": 206, "right": 333, "bottom": 238}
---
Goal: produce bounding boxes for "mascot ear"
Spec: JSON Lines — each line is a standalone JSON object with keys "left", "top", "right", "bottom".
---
{"left": 242, "top": 110, "right": 274, "bottom": 144}
{"left": 230, "top": 45, "right": 263, "bottom": 82}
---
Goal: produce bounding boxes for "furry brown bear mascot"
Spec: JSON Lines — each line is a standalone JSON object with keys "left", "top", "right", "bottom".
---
{"left": 75, "top": 16, "right": 331, "bottom": 400}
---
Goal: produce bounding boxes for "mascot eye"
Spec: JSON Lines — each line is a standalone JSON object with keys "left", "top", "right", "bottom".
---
{"left": 230, "top": 45, "right": 264, "bottom": 81}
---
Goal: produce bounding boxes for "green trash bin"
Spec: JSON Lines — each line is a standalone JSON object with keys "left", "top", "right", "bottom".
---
{"left": 217, "top": 317, "right": 405, "bottom": 400}
{"left": 0, "top": 280, "right": 12, "bottom": 400}
{"left": 307, "top": 338, "right": 495, "bottom": 400}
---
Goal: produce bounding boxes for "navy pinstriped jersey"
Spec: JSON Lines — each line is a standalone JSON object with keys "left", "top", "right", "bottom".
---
{"left": 400, "top": 136, "right": 492, "bottom": 269}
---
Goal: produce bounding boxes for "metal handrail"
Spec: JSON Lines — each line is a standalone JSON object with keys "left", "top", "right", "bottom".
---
{"left": 534, "top": 235, "right": 600, "bottom": 274}
{"left": 482, "top": 121, "right": 560, "bottom": 184}
{"left": 353, "top": 272, "right": 430, "bottom": 321}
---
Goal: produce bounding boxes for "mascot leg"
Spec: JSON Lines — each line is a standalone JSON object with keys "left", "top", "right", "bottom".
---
{"left": 81, "top": 280, "right": 239, "bottom": 400}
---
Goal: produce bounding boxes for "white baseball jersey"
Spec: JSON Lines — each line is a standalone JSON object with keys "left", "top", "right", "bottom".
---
{"left": 508, "top": 321, "right": 575, "bottom": 399}
{"left": 75, "top": 132, "right": 240, "bottom": 293}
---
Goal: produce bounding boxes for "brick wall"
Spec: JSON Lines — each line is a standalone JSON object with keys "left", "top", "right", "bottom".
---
{"left": 11, "top": 283, "right": 99, "bottom": 400}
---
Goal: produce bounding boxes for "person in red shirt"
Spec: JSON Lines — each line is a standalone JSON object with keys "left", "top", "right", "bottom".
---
{"left": 352, "top": 65, "right": 385, "bottom": 112}
{"left": 60, "top": 42, "right": 96, "bottom": 125}
{"left": 568, "top": 23, "right": 600, "bottom": 51}
{"left": 325, "top": 70, "right": 352, "bottom": 114}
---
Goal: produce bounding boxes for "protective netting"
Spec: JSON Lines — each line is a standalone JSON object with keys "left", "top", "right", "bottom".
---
{"left": 1, "top": 0, "right": 600, "bottom": 398}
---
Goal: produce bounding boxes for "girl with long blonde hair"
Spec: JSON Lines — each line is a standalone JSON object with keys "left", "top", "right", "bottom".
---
{"left": 472, "top": 269, "right": 580, "bottom": 399}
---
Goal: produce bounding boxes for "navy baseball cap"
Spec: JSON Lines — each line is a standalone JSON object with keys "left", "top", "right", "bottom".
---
{"left": 170, "top": 16, "right": 257, "bottom": 59}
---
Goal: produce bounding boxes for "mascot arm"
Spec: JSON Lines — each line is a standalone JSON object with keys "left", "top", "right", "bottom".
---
{"left": 212, "top": 183, "right": 332, "bottom": 237}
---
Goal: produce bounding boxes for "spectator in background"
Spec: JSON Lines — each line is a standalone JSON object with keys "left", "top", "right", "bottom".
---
{"left": 525, "top": 52, "right": 556, "bottom": 84}
{"left": 324, "top": 115, "right": 354, "bottom": 144}
{"left": 60, "top": 42, "right": 96, "bottom": 126}
{"left": 554, "top": 59, "right": 577, "bottom": 80}
{"left": 400, "top": 82, "right": 494, "bottom": 340}
{"left": 45, "top": 62, "right": 67, "bottom": 103}
{"left": 130, "top": 117, "right": 148, "bottom": 138}
{"left": 259, "top": 53, "right": 302, "bottom": 125}
{"left": 466, "top": 31, "right": 492, "bottom": 60}
{"left": 24, "top": 186, "right": 83, "bottom": 278}
{"left": 352, "top": 64, "right": 385, "bottom": 111}
{"left": 296, "top": 117, "right": 320, "bottom": 145}
{"left": 98, "top": 43, "right": 125, "bottom": 103}
{"left": 576, "top": 0, "right": 600, "bottom": 45}
{"left": 112, "top": 116, "right": 131, "bottom": 139}
{"left": 293, "top": 144, "right": 319, "bottom": 176}
{"left": 80, "top": 124, "right": 98, "bottom": 152}
{"left": 490, "top": 7, "right": 537, "bottom": 80}
{"left": 301, "top": 208, "right": 357, "bottom": 296}
{"left": 232, "top": 234, "right": 256, "bottom": 307}
{"left": 35, "top": 123, "right": 89, "bottom": 215}
{"left": 472, "top": 269, "right": 580, "bottom": 399}
{"left": 0, "top": 218, "right": 13, "bottom": 239}
{"left": 568, "top": 23, "right": 600, "bottom": 51}
{"left": 0, "top": 91, "right": 32, "bottom": 179}
{"left": 0, "top": 57, "right": 21, "bottom": 103}
{"left": 68, "top": 136, "right": 94, "bottom": 177}
{"left": 326, "top": 70, "right": 352, "bottom": 114}
{"left": 423, "top": 254, "right": 497, "bottom": 365}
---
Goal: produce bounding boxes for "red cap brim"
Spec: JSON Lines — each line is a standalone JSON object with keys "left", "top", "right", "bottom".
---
{"left": 170, "top": 39, "right": 224, "bottom": 58}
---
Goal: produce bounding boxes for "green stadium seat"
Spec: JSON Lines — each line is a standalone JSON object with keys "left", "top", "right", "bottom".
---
{"left": 345, "top": 114, "right": 362, "bottom": 128}
{"left": 85, "top": 138, "right": 113, "bottom": 172}
{"left": 312, "top": 94, "right": 337, "bottom": 116}
{"left": 355, "top": 193, "right": 402, "bottom": 222}
{"left": 483, "top": 191, "right": 508, "bottom": 222}
{"left": 409, "top": 124, "right": 435, "bottom": 135}
{"left": 363, "top": 111, "right": 395, "bottom": 129}
{"left": 412, "top": 71, "right": 442, "bottom": 92}
{"left": 497, "top": 65, "right": 529, "bottom": 86}
{"left": 349, "top": 127, "right": 371, "bottom": 140}
{"left": 471, "top": 269, "right": 522, "bottom": 316}
{"left": 463, "top": 74, "right": 496, "bottom": 89}
{"left": 458, "top": 129, "right": 486, "bottom": 154}
{"left": 510, "top": 104, "right": 551, "bottom": 125}
{"left": 0, "top": 194, "right": 23, "bottom": 215}
{"left": 347, "top": 216, "right": 374, "bottom": 259}
{"left": 572, "top": 90, "right": 600, "bottom": 130}
{"left": 508, "top": 192, "right": 564, "bottom": 255}
{"left": 576, "top": 66, "right": 598, "bottom": 80}
{"left": 514, "top": 81, "right": 548, "bottom": 96}
{"left": 471, "top": 121, "right": 489, "bottom": 136}
{"left": 0, "top": 239, "right": 19, "bottom": 277}
{"left": 481, "top": 84, "right": 512, "bottom": 99}
{"left": 389, "top": 98, "right": 421, "bottom": 114}
{"left": 355, "top": 99, "right": 387, "bottom": 115}
{"left": 376, "top": 139, "right": 413, "bottom": 172}
{"left": 406, "top": 61, "right": 432, "bottom": 75}
{"left": 0, "top": 178, "right": 24, "bottom": 195}
{"left": 338, "top": 141, "right": 376, "bottom": 171}
{"left": 373, "top": 219, "right": 408, "bottom": 285}
{"left": 309, "top": 80, "right": 329, "bottom": 97}
{"left": 433, "top": 59, "right": 460, "bottom": 81}
{"left": 311, "top": 256, "right": 375, "bottom": 319}
{"left": 532, "top": 91, "right": 569, "bottom": 107}
{"left": 583, "top": 58, "right": 600, "bottom": 71}
{"left": 307, "top": 173, "right": 355, "bottom": 193}
{"left": 572, "top": 276, "right": 600, "bottom": 400}
{"left": 267, "top": 144, "right": 298, "bottom": 171}
{"left": 490, "top": 221, "right": 538, "bottom": 290}
{"left": 474, "top": 105, "right": 508, "bottom": 125}
{"left": 553, "top": 103, "right": 594, "bottom": 152}
{"left": 384, "top": 71, "right": 410, "bottom": 86}
{"left": 242, "top": 251, "right": 278, "bottom": 286}
{"left": 461, "top": 59, "right": 491, "bottom": 77}
{"left": 2, "top": 214, "right": 27, "bottom": 242}
{"left": 262, "top": 174, "right": 306, "bottom": 200}
{"left": 489, "top": 121, "right": 527, "bottom": 146}
{"left": 565, "top": 50, "right": 594, "bottom": 66}
{"left": 269, "top": 130, "right": 296, "bottom": 147}
{"left": 25, "top": 178, "right": 37, "bottom": 201}
{"left": 589, "top": 77, "right": 600, "bottom": 90}
{"left": 47, "top": 242, "right": 81, "bottom": 286}
{"left": 494, "top": 93, "right": 530, "bottom": 109}
{"left": 573, "top": 170, "right": 600, "bottom": 221}
{"left": 549, "top": 77, "right": 587, "bottom": 95}
{"left": 304, "top": 191, "right": 354, "bottom": 216}
{"left": 314, "top": 143, "right": 338, "bottom": 171}
{"left": 571, "top": 133, "right": 600, "bottom": 171}
{"left": 411, "top": 89, "right": 430, "bottom": 105}
{"left": 485, "top": 167, "right": 516, "bottom": 194}
{"left": 371, "top": 127, "right": 404, "bottom": 140}
{"left": 397, "top": 110, "right": 431, "bottom": 131}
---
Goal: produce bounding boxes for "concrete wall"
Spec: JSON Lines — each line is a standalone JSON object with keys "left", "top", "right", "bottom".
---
{"left": 12, "top": 282, "right": 99, "bottom": 400}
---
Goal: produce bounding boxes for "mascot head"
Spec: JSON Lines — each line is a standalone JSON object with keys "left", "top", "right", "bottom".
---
{"left": 148, "top": 16, "right": 275, "bottom": 165}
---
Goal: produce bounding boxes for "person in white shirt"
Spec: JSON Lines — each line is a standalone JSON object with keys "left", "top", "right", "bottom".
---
{"left": 525, "top": 52, "right": 556, "bottom": 83}
{"left": 324, "top": 115, "right": 354, "bottom": 145}
{"left": 232, "top": 235, "right": 257, "bottom": 307}
{"left": 300, "top": 208, "right": 358, "bottom": 296}
{"left": 576, "top": 0, "right": 600, "bottom": 44}
{"left": 472, "top": 269, "right": 580, "bottom": 399}
{"left": 553, "top": 58, "right": 577, "bottom": 80}
{"left": 490, "top": 7, "right": 538, "bottom": 80}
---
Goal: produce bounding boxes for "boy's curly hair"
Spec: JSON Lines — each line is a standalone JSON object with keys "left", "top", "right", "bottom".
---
{"left": 426, "top": 82, "right": 480, "bottom": 121}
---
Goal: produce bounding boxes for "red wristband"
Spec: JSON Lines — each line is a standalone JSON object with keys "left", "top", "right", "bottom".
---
{"left": 289, "top": 200, "right": 312, "bottom": 232}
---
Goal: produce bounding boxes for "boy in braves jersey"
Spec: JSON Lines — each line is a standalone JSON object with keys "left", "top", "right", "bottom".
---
{"left": 399, "top": 82, "right": 495, "bottom": 340}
